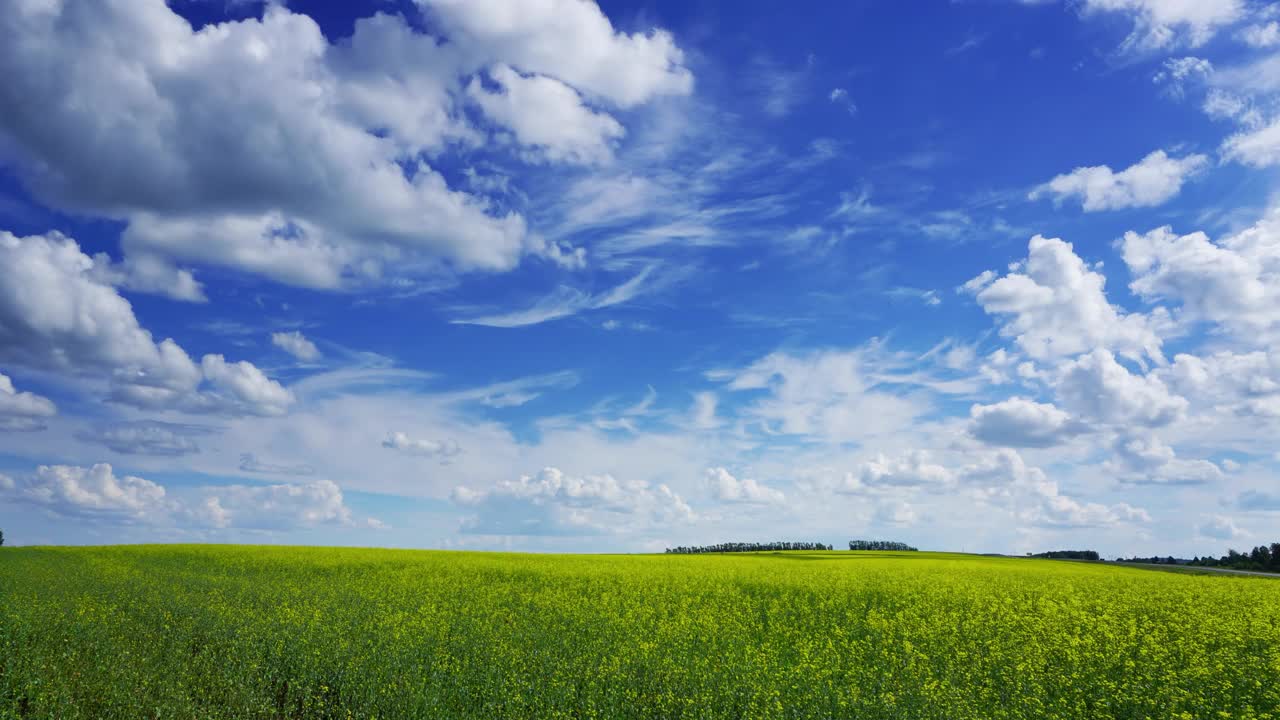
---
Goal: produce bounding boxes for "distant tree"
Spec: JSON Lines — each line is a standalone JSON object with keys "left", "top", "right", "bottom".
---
{"left": 1031, "top": 550, "right": 1099, "bottom": 561}
{"left": 665, "top": 541, "right": 832, "bottom": 554}
{"left": 0, "top": 528, "right": 4, "bottom": 547}
{"left": 1252, "top": 545, "right": 1271, "bottom": 568}
{"left": 1182, "top": 545, "right": 1280, "bottom": 573}
{"left": 848, "top": 540, "right": 918, "bottom": 552}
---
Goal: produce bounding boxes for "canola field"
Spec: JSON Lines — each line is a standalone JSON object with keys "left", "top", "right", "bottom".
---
{"left": 2, "top": 546, "right": 1279, "bottom": 719}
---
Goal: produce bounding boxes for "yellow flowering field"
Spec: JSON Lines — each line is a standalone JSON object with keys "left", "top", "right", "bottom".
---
{"left": 2, "top": 545, "right": 1278, "bottom": 719}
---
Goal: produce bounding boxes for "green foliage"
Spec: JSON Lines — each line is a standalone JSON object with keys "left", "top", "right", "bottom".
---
{"left": 665, "top": 541, "right": 831, "bottom": 553}
{"left": 849, "top": 539, "right": 917, "bottom": 551}
{"left": 1184, "top": 541, "right": 1280, "bottom": 573}
{"left": 1031, "top": 550, "right": 1099, "bottom": 561}
{"left": 2, "top": 546, "right": 1279, "bottom": 719}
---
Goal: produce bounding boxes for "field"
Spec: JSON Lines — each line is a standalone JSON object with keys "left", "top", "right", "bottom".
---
{"left": 2, "top": 547, "right": 1279, "bottom": 719}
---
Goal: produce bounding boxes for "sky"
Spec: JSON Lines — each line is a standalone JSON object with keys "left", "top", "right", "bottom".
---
{"left": 1, "top": 0, "right": 1279, "bottom": 556}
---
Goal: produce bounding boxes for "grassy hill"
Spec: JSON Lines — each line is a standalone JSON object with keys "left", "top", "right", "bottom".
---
{"left": 3, "top": 545, "right": 1279, "bottom": 718}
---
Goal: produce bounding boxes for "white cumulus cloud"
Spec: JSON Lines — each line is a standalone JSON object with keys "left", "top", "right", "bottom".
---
{"left": 0, "top": 0, "right": 692, "bottom": 290}
{"left": 0, "top": 231, "right": 292, "bottom": 416}
{"left": 964, "top": 235, "right": 1166, "bottom": 363}
{"left": 271, "top": 331, "right": 321, "bottom": 362}
{"left": 419, "top": 0, "right": 693, "bottom": 108}
{"left": 381, "top": 432, "right": 463, "bottom": 459}
{"left": 968, "top": 398, "right": 1085, "bottom": 448}
{"left": 1120, "top": 214, "right": 1280, "bottom": 343}
{"left": 195, "top": 479, "right": 371, "bottom": 530}
{"left": 468, "top": 64, "right": 624, "bottom": 165}
{"left": 1107, "top": 433, "right": 1224, "bottom": 485}
{"left": 0, "top": 372, "right": 56, "bottom": 432}
{"left": 452, "top": 467, "right": 694, "bottom": 535}
{"left": 1053, "top": 349, "right": 1186, "bottom": 427}
{"left": 705, "top": 467, "right": 785, "bottom": 505}
{"left": 1029, "top": 150, "right": 1207, "bottom": 211}
{"left": 3, "top": 463, "right": 173, "bottom": 522}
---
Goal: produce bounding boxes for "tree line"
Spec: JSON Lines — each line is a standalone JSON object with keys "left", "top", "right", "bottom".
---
{"left": 848, "top": 540, "right": 918, "bottom": 551}
{"left": 1184, "top": 543, "right": 1280, "bottom": 572}
{"left": 665, "top": 542, "right": 834, "bottom": 554}
{"left": 1110, "top": 542, "right": 1280, "bottom": 573}
{"left": 1030, "top": 550, "right": 1099, "bottom": 561}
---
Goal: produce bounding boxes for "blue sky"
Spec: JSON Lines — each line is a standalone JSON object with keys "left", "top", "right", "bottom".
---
{"left": 2, "top": 0, "right": 1279, "bottom": 556}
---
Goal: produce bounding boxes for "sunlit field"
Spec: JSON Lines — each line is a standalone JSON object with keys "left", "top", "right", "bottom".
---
{"left": 2, "top": 546, "right": 1279, "bottom": 719}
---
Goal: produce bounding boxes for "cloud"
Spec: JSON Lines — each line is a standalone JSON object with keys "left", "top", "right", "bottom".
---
{"left": 1198, "top": 515, "right": 1245, "bottom": 540}
{"left": 0, "top": 230, "right": 292, "bottom": 416}
{"left": 690, "top": 392, "right": 719, "bottom": 429}
{"left": 1, "top": 231, "right": 200, "bottom": 379}
{"left": 0, "top": 4, "right": 534, "bottom": 285}
{"left": 959, "top": 449, "right": 1151, "bottom": 528}
{"left": 200, "top": 355, "right": 296, "bottom": 417}
{"left": 467, "top": 64, "right": 624, "bottom": 165}
{"left": 2, "top": 463, "right": 173, "bottom": 522}
{"left": 704, "top": 467, "right": 785, "bottom": 504}
{"left": 831, "top": 186, "right": 883, "bottom": 223}
{"left": 238, "top": 453, "right": 316, "bottom": 477}
{"left": 437, "top": 370, "right": 579, "bottom": 409}
{"left": 1081, "top": 0, "right": 1244, "bottom": 51}
{"left": 381, "top": 431, "right": 462, "bottom": 459}
{"left": 195, "top": 479, "right": 374, "bottom": 530}
{"left": 1237, "top": 490, "right": 1280, "bottom": 511}
{"left": 120, "top": 214, "right": 363, "bottom": 291}
{"left": 1029, "top": 150, "right": 1207, "bottom": 211}
{"left": 828, "top": 88, "right": 857, "bottom": 116}
{"left": 828, "top": 446, "right": 1151, "bottom": 531}
{"left": 875, "top": 501, "right": 917, "bottom": 526}
{"left": 750, "top": 56, "right": 810, "bottom": 118}
{"left": 0, "top": 462, "right": 378, "bottom": 530}
{"left": 968, "top": 398, "right": 1086, "bottom": 448}
{"left": 964, "top": 235, "right": 1166, "bottom": 363}
{"left": 452, "top": 466, "right": 694, "bottom": 535}
{"left": 956, "top": 448, "right": 1046, "bottom": 491}
{"left": 946, "top": 33, "right": 987, "bottom": 56}
{"left": 886, "top": 287, "right": 942, "bottom": 306}
{"left": 1120, "top": 213, "right": 1280, "bottom": 342}
{"left": 1202, "top": 89, "right": 1263, "bottom": 127}
{"left": 1108, "top": 433, "right": 1224, "bottom": 485}
{"left": 1152, "top": 56, "right": 1213, "bottom": 98}
{"left": 1239, "top": 22, "right": 1280, "bottom": 48}
{"left": 1222, "top": 119, "right": 1280, "bottom": 168}
{"left": 1158, "top": 350, "right": 1280, "bottom": 419}
{"left": 450, "top": 266, "right": 659, "bottom": 327}
{"left": 1053, "top": 349, "right": 1186, "bottom": 427}
{"left": 76, "top": 422, "right": 211, "bottom": 457}
{"left": 716, "top": 345, "right": 929, "bottom": 444}
{"left": 0, "top": 1, "right": 691, "bottom": 289}
{"left": 1208, "top": 50, "right": 1280, "bottom": 96}
{"left": 90, "top": 253, "right": 207, "bottom": 303}
{"left": 847, "top": 452, "right": 955, "bottom": 490}
{"left": 271, "top": 331, "right": 321, "bottom": 362}
{"left": 559, "top": 173, "right": 665, "bottom": 229}
{"left": 1025, "top": 485, "right": 1151, "bottom": 528}
{"left": 0, "top": 372, "right": 56, "bottom": 431}
{"left": 419, "top": 0, "right": 693, "bottom": 108}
